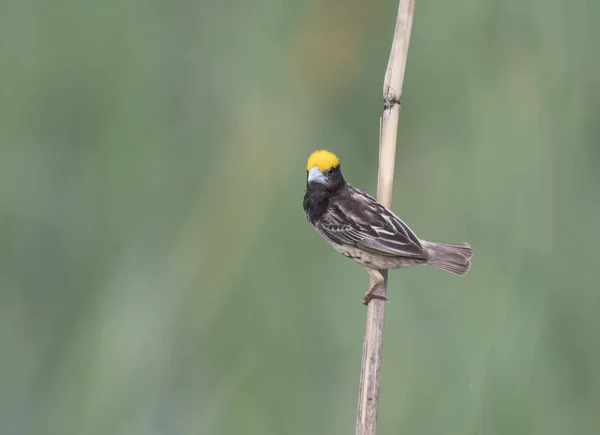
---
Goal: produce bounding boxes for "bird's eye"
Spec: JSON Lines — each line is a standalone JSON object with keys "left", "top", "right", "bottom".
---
{"left": 326, "top": 167, "right": 335, "bottom": 175}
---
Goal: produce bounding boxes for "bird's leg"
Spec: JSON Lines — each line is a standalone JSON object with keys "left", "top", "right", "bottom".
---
{"left": 363, "top": 269, "right": 388, "bottom": 305}
{"left": 363, "top": 284, "right": 387, "bottom": 305}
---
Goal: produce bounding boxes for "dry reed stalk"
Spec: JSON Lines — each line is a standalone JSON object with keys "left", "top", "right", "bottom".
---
{"left": 355, "top": 1, "right": 416, "bottom": 434}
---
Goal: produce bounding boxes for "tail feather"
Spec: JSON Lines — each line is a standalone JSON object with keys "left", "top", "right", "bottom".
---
{"left": 421, "top": 241, "right": 472, "bottom": 275}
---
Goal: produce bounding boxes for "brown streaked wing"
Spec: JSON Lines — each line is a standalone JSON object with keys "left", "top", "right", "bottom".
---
{"left": 316, "top": 185, "right": 427, "bottom": 259}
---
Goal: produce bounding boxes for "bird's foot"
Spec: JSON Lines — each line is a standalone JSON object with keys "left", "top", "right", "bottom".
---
{"left": 363, "top": 284, "right": 388, "bottom": 305}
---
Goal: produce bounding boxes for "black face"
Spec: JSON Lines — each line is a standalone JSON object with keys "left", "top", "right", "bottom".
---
{"left": 303, "top": 165, "right": 346, "bottom": 223}
{"left": 306, "top": 165, "right": 345, "bottom": 192}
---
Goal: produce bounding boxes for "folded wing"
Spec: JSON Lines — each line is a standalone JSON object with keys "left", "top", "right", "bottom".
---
{"left": 316, "top": 186, "right": 428, "bottom": 259}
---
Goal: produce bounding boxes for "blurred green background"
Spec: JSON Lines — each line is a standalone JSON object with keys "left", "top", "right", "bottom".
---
{"left": 2, "top": 0, "right": 600, "bottom": 434}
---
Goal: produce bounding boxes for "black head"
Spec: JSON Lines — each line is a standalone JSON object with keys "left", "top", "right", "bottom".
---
{"left": 303, "top": 150, "right": 346, "bottom": 222}
{"left": 305, "top": 150, "right": 346, "bottom": 192}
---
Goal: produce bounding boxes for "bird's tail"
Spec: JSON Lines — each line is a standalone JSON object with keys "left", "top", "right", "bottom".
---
{"left": 421, "top": 241, "right": 472, "bottom": 275}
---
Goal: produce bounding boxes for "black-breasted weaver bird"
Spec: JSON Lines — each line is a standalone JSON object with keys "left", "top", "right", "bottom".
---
{"left": 302, "top": 150, "right": 472, "bottom": 304}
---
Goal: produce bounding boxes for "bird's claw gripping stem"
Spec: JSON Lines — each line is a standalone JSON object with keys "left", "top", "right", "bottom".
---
{"left": 363, "top": 284, "right": 388, "bottom": 305}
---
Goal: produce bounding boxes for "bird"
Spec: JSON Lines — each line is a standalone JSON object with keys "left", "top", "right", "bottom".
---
{"left": 302, "top": 150, "right": 472, "bottom": 305}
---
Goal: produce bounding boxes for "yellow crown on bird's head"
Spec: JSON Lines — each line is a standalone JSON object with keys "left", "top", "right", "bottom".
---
{"left": 306, "top": 150, "right": 340, "bottom": 172}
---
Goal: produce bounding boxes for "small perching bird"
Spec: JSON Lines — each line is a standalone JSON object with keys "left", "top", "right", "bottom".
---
{"left": 302, "top": 150, "right": 472, "bottom": 304}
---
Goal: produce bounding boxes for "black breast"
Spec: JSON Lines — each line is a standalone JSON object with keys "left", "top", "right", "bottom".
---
{"left": 303, "top": 187, "right": 330, "bottom": 224}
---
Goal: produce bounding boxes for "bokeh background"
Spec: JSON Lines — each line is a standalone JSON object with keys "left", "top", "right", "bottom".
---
{"left": 2, "top": 0, "right": 600, "bottom": 434}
